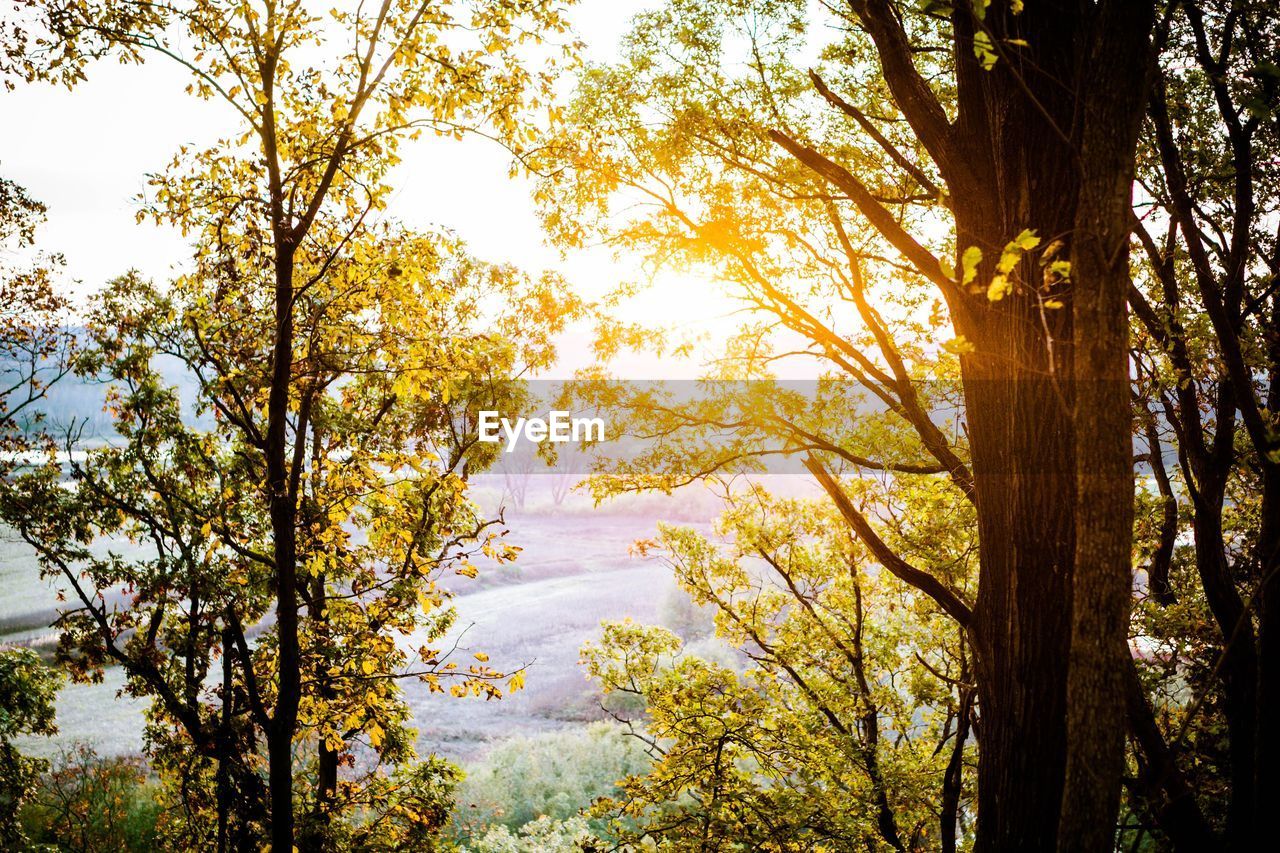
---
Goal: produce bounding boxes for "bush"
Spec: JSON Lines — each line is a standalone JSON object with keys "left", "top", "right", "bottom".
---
{"left": 450, "top": 723, "right": 650, "bottom": 839}
{"left": 462, "top": 815, "right": 601, "bottom": 852}
{"left": 20, "top": 743, "right": 160, "bottom": 852}
{"left": 0, "top": 648, "right": 60, "bottom": 850}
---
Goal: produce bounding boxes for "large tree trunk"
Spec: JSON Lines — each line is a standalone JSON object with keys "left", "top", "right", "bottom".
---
{"left": 1254, "top": 467, "right": 1280, "bottom": 841}
{"left": 939, "top": 3, "right": 1151, "bottom": 847}
{"left": 949, "top": 7, "right": 1081, "bottom": 845}
{"left": 1060, "top": 1, "right": 1154, "bottom": 845}
{"left": 963, "top": 330, "right": 1077, "bottom": 851}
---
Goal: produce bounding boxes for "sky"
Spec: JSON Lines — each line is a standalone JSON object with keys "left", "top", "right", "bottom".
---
{"left": 0, "top": 0, "right": 743, "bottom": 378}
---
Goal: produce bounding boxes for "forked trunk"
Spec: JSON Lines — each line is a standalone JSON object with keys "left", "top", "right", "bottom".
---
{"left": 938, "top": 3, "right": 1153, "bottom": 846}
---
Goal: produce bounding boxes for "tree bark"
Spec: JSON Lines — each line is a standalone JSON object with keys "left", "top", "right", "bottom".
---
{"left": 1254, "top": 467, "right": 1280, "bottom": 841}
{"left": 1058, "top": 2, "right": 1155, "bottom": 847}
{"left": 267, "top": 244, "right": 300, "bottom": 853}
{"left": 909, "top": 2, "right": 1152, "bottom": 847}
{"left": 948, "top": 7, "right": 1084, "bottom": 845}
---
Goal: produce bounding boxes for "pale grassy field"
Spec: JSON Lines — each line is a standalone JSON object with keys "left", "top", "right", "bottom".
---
{"left": 3, "top": 508, "right": 696, "bottom": 761}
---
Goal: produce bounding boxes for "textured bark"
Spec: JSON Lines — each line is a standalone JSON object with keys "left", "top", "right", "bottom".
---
{"left": 949, "top": 6, "right": 1083, "bottom": 846}
{"left": 267, "top": 244, "right": 300, "bottom": 853}
{"left": 1059, "top": 1, "right": 1155, "bottom": 846}
{"left": 847, "top": 2, "right": 1154, "bottom": 848}
{"left": 1254, "top": 468, "right": 1280, "bottom": 839}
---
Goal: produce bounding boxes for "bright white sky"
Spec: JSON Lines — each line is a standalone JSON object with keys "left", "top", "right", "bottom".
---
{"left": 0, "top": 0, "right": 750, "bottom": 378}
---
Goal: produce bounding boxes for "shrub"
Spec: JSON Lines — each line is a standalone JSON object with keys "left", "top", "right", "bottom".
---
{"left": 450, "top": 723, "right": 650, "bottom": 838}
{"left": 20, "top": 743, "right": 160, "bottom": 852}
{"left": 462, "top": 815, "right": 601, "bottom": 852}
{"left": 0, "top": 648, "right": 60, "bottom": 850}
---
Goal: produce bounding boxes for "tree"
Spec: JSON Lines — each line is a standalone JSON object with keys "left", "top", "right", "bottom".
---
{"left": 534, "top": 0, "right": 1159, "bottom": 847}
{"left": 21, "top": 743, "right": 160, "bottom": 853}
{"left": 1, "top": 0, "right": 579, "bottom": 849}
{"left": 1121, "top": 1, "right": 1280, "bottom": 847}
{"left": 584, "top": 475, "right": 976, "bottom": 851}
{"left": 0, "top": 175, "right": 75, "bottom": 455}
{"left": 0, "top": 648, "right": 62, "bottom": 850}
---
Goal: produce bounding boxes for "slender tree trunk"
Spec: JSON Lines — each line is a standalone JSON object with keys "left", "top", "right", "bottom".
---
{"left": 941, "top": 688, "right": 973, "bottom": 853}
{"left": 217, "top": 627, "right": 235, "bottom": 853}
{"left": 302, "top": 570, "right": 338, "bottom": 852}
{"left": 1191, "top": 484, "right": 1257, "bottom": 845}
{"left": 267, "top": 245, "right": 300, "bottom": 852}
{"left": 1124, "top": 659, "right": 1217, "bottom": 850}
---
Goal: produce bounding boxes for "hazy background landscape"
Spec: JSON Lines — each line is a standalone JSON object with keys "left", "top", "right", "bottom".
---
{"left": 2, "top": 483, "right": 722, "bottom": 762}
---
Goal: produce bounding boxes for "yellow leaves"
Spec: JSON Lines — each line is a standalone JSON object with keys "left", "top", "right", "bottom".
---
{"left": 987, "top": 276, "right": 1013, "bottom": 301}
{"left": 507, "top": 670, "right": 526, "bottom": 692}
{"left": 960, "top": 246, "right": 983, "bottom": 287}
{"left": 304, "top": 552, "right": 328, "bottom": 578}
{"left": 1009, "top": 228, "right": 1041, "bottom": 253}
{"left": 976, "top": 229, "right": 1042, "bottom": 302}
{"left": 942, "top": 335, "right": 976, "bottom": 355}
{"left": 927, "top": 299, "right": 950, "bottom": 331}
{"left": 973, "top": 31, "right": 998, "bottom": 71}
{"left": 69, "top": 0, "right": 586, "bottom": 814}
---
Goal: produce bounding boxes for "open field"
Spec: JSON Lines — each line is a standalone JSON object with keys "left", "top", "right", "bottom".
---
{"left": 3, "top": 509, "right": 692, "bottom": 761}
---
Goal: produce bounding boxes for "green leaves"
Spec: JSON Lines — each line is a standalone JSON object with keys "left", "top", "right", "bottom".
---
{"left": 957, "top": 229, "right": 1045, "bottom": 302}
{"left": 2, "top": 3, "right": 583, "bottom": 846}
{"left": 961, "top": 245, "right": 984, "bottom": 286}
{"left": 0, "top": 649, "right": 60, "bottom": 740}
{"left": 0, "top": 649, "right": 61, "bottom": 849}
{"left": 973, "top": 31, "right": 998, "bottom": 71}
{"left": 985, "top": 228, "right": 1040, "bottom": 301}
{"left": 581, "top": 481, "right": 976, "bottom": 849}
